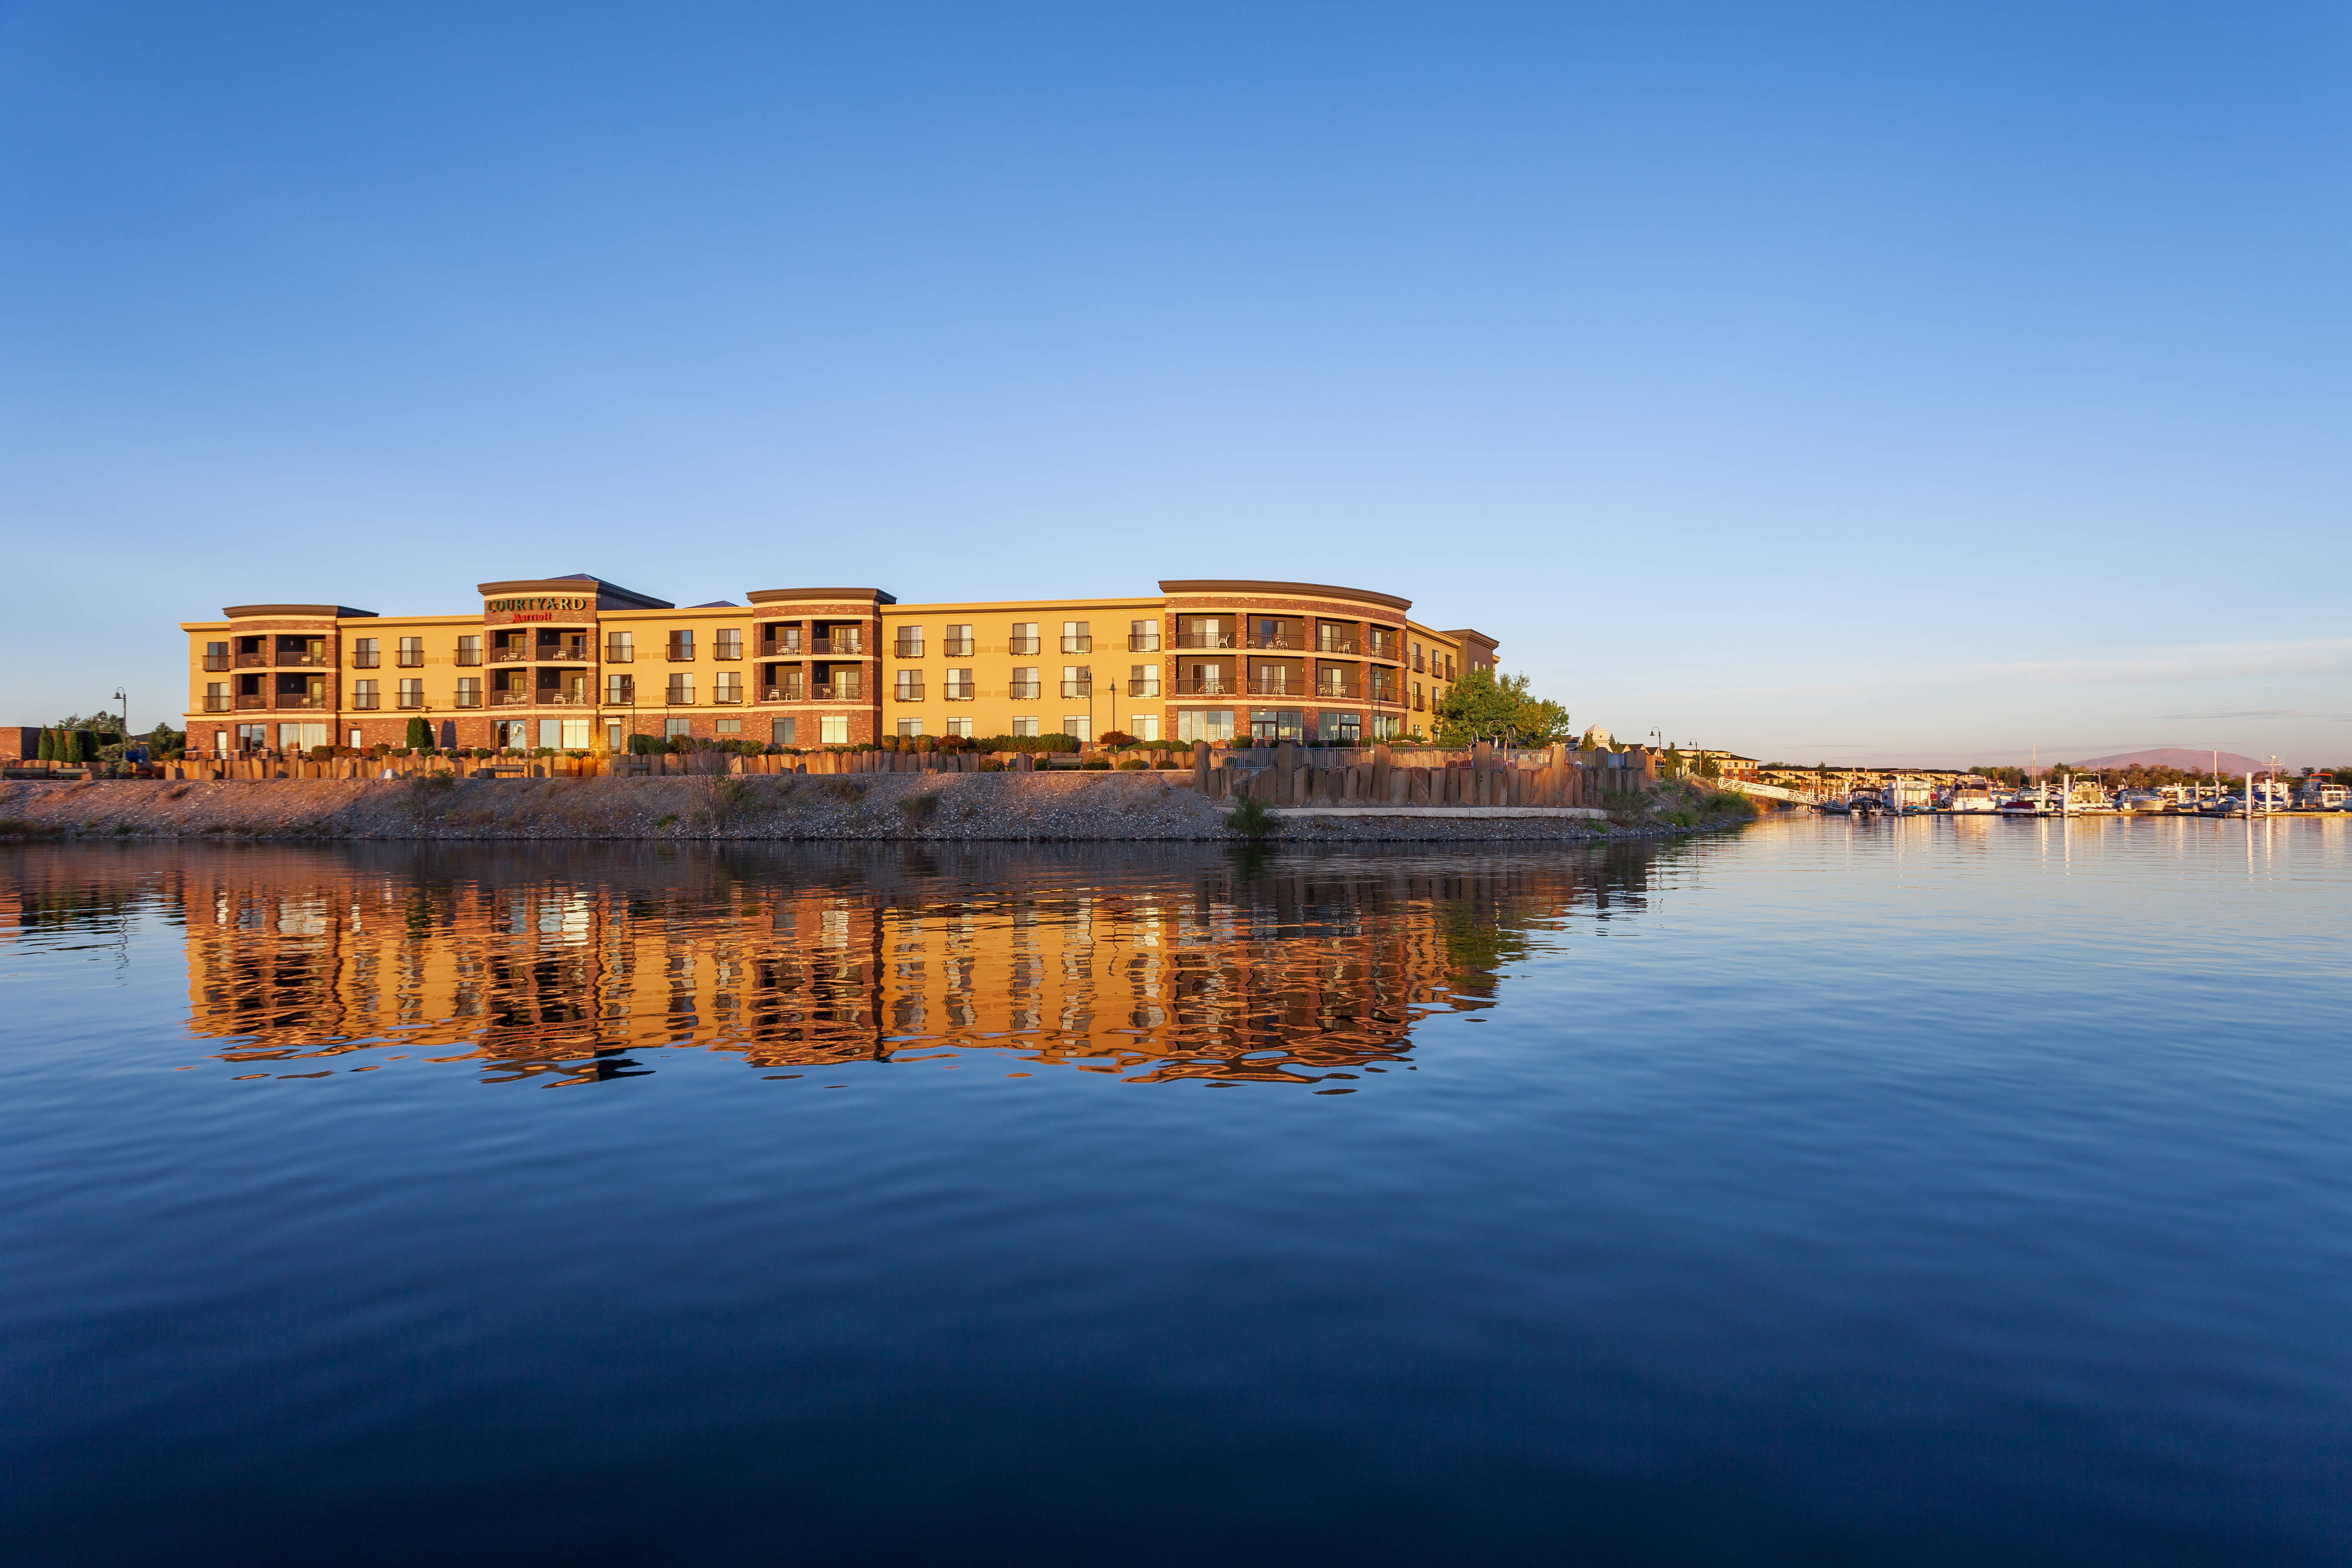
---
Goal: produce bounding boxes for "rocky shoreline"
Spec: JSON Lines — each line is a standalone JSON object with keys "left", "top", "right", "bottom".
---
{"left": 0, "top": 773, "right": 1750, "bottom": 843}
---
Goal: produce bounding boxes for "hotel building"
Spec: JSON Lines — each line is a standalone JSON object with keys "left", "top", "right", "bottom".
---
{"left": 181, "top": 577, "right": 1497, "bottom": 754}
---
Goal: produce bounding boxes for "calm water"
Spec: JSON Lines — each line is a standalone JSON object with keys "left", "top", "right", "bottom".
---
{"left": 4, "top": 818, "right": 2348, "bottom": 1565}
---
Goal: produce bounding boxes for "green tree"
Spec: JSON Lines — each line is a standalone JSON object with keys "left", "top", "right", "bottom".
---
{"left": 36, "top": 728, "right": 53, "bottom": 761}
{"left": 1431, "top": 666, "right": 1573, "bottom": 747}
{"left": 405, "top": 716, "right": 432, "bottom": 749}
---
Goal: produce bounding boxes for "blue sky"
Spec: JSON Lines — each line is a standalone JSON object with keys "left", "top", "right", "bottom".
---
{"left": 3, "top": 2, "right": 2345, "bottom": 764}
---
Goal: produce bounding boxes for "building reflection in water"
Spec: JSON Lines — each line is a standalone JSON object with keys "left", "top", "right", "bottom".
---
{"left": 2, "top": 844, "right": 1665, "bottom": 1087}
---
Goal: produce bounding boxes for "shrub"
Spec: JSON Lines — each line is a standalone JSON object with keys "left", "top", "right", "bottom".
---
{"left": 405, "top": 716, "right": 432, "bottom": 750}
{"left": 898, "top": 792, "right": 941, "bottom": 825}
{"left": 308, "top": 744, "right": 337, "bottom": 761}
{"left": 1228, "top": 796, "right": 1277, "bottom": 839}
{"left": 1097, "top": 730, "right": 1137, "bottom": 747}
{"left": 1117, "top": 758, "right": 1149, "bottom": 770}
{"left": 390, "top": 747, "right": 413, "bottom": 758}
{"left": 980, "top": 760, "right": 1007, "bottom": 772}
{"left": 1080, "top": 759, "right": 1111, "bottom": 771}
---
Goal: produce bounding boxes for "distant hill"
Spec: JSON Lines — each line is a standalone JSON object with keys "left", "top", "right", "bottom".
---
{"left": 2066, "top": 748, "right": 2269, "bottom": 775}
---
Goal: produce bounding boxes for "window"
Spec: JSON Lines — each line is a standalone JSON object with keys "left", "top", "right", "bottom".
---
{"left": 352, "top": 680, "right": 379, "bottom": 709}
{"left": 236, "top": 723, "right": 270, "bottom": 751}
{"left": 1371, "top": 714, "right": 1402, "bottom": 740}
{"left": 1061, "top": 666, "right": 1091, "bottom": 698}
{"left": 897, "top": 719, "right": 923, "bottom": 738}
{"left": 769, "top": 670, "right": 804, "bottom": 701}
{"left": 456, "top": 634, "right": 482, "bottom": 666}
{"left": 1318, "top": 711, "right": 1361, "bottom": 744}
{"left": 831, "top": 670, "right": 861, "bottom": 700}
{"left": 1130, "top": 619, "right": 1159, "bottom": 652}
{"left": 894, "top": 626, "right": 924, "bottom": 658}
{"left": 943, "top": 624, "right": 974, "bottom": 657}
{"left": 1061, "top": 621, "right": 1091, "bottom": 653}
{"left": 1136, "top": 715, "right": 1160, "bottom": 741}
{"left": 714, "top": 672, "right": 742, "bottom": 704}
{"left": 716, "top": 718, "right": 740, "bottom": 734}
{"left": 1011, "top": 717, "right": 1038, "bottom": 738}
{"left": 665, "top": 717, "right": 692, "bottom": 739}
{"left": 1178, "top": 709, "right": 1234, "bottom": 743}
{"left": 894, "top": 670, "right": 922, "bottom": 700}
{"left": 604, "top": 674, "right": 632, "bottom": 704}
{"left": 944, "top": 717, "right": 973, "bottom": 738}
{"left": 944, "top": 669, "right": 974, "bottom": 701}
{"left": 714, "top": 629, "right": 741, "bottom": 660}
{"left": 770, "top": 625, "right": 803, "bottom": 653}
{"left": 352, "top": 637, "right": 379, "bottom": 668}
{"left": 204, "top": 681, "right": 230, "bottom": 711}
{"left": 1064, "top": 716, "right": 1091, "bottom": 741}
{"left": 397, "top": 637, "right": 424, "bottom": 667}
{"left": 604, "top": 631, "right": 633, "bottom": 663}
{"left": 563, "top": 718, "right": 590, "bottom": 748}
{"left": 819, "top": 714, "right": 848, "bottom": 745}
{"left": 666, "top": 676, "right": 694, "bottom": 704}
{"left": 1251, "top": 709, "right": 1303, "bottom": 743}
{"left": 607, "top": 723, "right": 625, "bottom": 752}
{"left": 669, "top": 631, "right": 695, "bottom": 660}
{"left": 397, "top": 679, "right": 424, "bottom": 709}
{"left": 1177, "top": 616, "right": 1229, "bottom": 648}
{"left": 203, "top": 640, "right": 230, "bottom": 672}
{"left": 493, "top": 720, "right": 527, "bottom": 749}
{"left": 1008, "top": 667, "right": 1040, "bottom": 700}
{"left": 771, "top": 717, "right": 797, "bottom": 745}
{"left": 1008, "top": 622, "right": 1040, "bottom": 656}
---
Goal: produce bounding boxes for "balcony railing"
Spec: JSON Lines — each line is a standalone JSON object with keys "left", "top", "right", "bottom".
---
{"left": 235, "top": 651, "right": 270, "bottom": 668}
{"left": 763, "top": 684, "right": 805, "bottom": 703}
{"left": 395, "top": 692, "right": 425, "bottom": 710}
{"left": 667, "top": 645, "right": 695, "bottom": 662}
{"left": 534, "top": 641, "right": 591, "bottom": 662}
{"left": 203, "top": 653, "right": 231, "bottom": 672}
{"left": 713, "top": 688, "right": 743, "bottom": 706}
{"left": 1369, "top": 638, "right": 1398, "bottom": 661}
{"left": 713, "top": 642, "right": 742, "bottom": 661}
{"left": 663, "top": 688, "right": 694, "bottom": 706}
{"left": 1171, "top": 677, "right": 1234, "bottom": 696}
{"left": 1061, "top": 636, "right": 1091, "bottom": 654}
{"left": 202, "top": 694, "right": 235, "bottom": 712}
{"left": 941, "top": 638, "right": 975, "bottom": 658}
{"left": 604, "top": 644, "right": 634, "bottom": 663}
{"left": 1412, "top": 694, "right": 1425, "bottom": 711}
{"left": 456, "top": 647, "right": 483, "bottom": 666}
{"left": 1315, "top": 636, "right": 1360, "bottom": 655}
{"left": 759, "top": 638, "right": 803, "bottom": 657}
{"left": 819, "top": 634, "right": 863, "bottom": 655}
{"left": 235, "top": 694, "right": 268, "bottom": 710}
{"left": 396, "top": 651, "right": 424, "bottom": 667}
{"left": 1127, "top": 680, "right": 1160, "bottom": 697}
{"left": 534, "top": 691, "right": 593, "bottom": 706}
{"left": 1007, "top": 637, "right": 1041, "bottom": 656}
{"left": 350, "top": 651, "right": 379, "bottom": 668}
{"left": 891, "top": 640, "right": 924, "bottom": 659}
{"left": 1128, "top": 635, "right": 1160, "bottom": 651}
{"left": 1315, "top": 681, "right": 1362, "bottom": 700}
{"left": 1247, "top": 678, "right": 1298, "bottom": 697}
{"left": 1060, "top": 680, "right": 1091, "bottom": 698}
{"left": 810, "top": 682, "right": 861, "bottom": 701}
{"left": 278, "top": 649, "right": 332, "bottom": 667}
{"left": 455, "top": 690, "right": 482, "bottom": 708}
{"left": 279, "top": 693, "right": 330, "bottom": 710}
{"left": 1174, "top": 632, "right": 1234, "bottom": 650}
{"left": 1005, "top": 681, "right": 1041, "bottom": 700}
{"left": 491, "top": 690, "right": 532, "bottom": 707}
{"left": 943, "top": 683, "right": 975, "bottom": 701}
{"left": 893, "top": 684, "right": 923, "bottom": 701}
{"left": 351, "top": 693, "right": 379, "bottom": 710}
{"left": 490, "top": 646, "right": 532, "bottom": 664}
{"left": 1247, "top": 633, "right": 1298, "bottom": 651}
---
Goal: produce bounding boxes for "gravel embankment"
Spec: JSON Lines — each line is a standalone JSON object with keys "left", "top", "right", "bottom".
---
{"left": 0, "top": 774, "right": 1739, "bottom": 842}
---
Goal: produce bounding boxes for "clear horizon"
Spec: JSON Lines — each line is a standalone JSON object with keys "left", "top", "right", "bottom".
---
{"left": 4, "top": 4, "right": 2345, "bottom": 767}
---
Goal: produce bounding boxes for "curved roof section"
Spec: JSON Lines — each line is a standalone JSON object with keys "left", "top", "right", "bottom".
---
{"left": 476, "top": 574, "right": 672, "bottom": 609}
{"left": 223, "top": 604, "right": 376, "bottom": 619}
{"left": 1156, "top": 579, "right": 1411, "bottom": 613}
{"left": 745, "top": 587, "right": 899, "bottom": 605}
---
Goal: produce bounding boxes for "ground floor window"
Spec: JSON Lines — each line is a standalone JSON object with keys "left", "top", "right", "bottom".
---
{"left": 1135, "top": 715, "right": 1160, "bottom": 741}
{"left": 897, "top": 718, "right": 922, "bottom": 738}
{"left": 1063, "top": 716, "right": 1090, "bottom": 741}
{"left": 1012, "top": 717, "right": 1038, "bottom": 737}
{"left": 607, "top": 723, "right": 626, "bottom": 752}
{"left": 1318, "top": 711, "right": 1361, "bottom": 744}
{"left": 1250, "top": 708, "right": 1302, "bottom": 743}
{"left": 1370, "top": 714, "right": 1401, "bottom": 740}
{"left": 820, "top": 715, "right": 849, "bottom": 745}
{"left": 539, "top": 719, "right": 563, "bottom": 749}
{"left": 1177, "top": 708, "right": 1233, "bottom": 743}
{"left": 665, "top": 717, "right": 693, "bottom": 739}
{"left": 944, "top": 717, "right": 972, "bottom": 738}
{"left": 495, "top": 720, "right": 529, "bottom": 749}
{"left": 772, "top": 717, "right": 796, "bottom": 745}
{"left": 214, "top": 730, "right": 230, "bottom": 755}
{"left": 279, "top": 722, "right": 327, "bottom": 751}
{"left": 236, "top": 724, "right": 268, "bottom": 751}
{"left": 348, "top": 729, "right": 363, "bottom": 749}
{"left": 716, "top": 718, "right": 740, "bottom": 734}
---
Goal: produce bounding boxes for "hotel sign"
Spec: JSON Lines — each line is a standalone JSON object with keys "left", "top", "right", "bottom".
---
{"left": 487, "top": 596, "right": 592, "bottom": 613}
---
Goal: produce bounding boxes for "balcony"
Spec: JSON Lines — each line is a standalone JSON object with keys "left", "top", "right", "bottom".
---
{"left": 663, "top": 688, "right": 694, "bottom": 706}
{"left": 396, "top": 651, "right": 425, "bottom": 668}
{"left": 490, "top": 646, "right": 532, "bottom": 664}
{"left": 279, "top": 693, "right": 330, "bottom": 710}
{"left": 758, "top": 637, "right": 803, "bottom": 658}
{"left": 1171, "top": 677, "right": 1235, "bottom": 697}
{"left": 1127, "top": 680, "right": 1160, "bottom": 698}
{"left": 202, "top": 694, "right": 235, "bottom": 713}
{"left": 1315, "top": 681, "right": 1362, "bottom": 700}
{"left": 943, "top": 683, "right": 975, "bottom": 701}
{"left": 352, "top": 650, "right": 380, "bottom": 669}
{"left": 1315, "top": 636, "right": 1360, "bottom": 655}
{"left": 455, "top": 690, "right": 483, "bottom": 708}
{"left": 491, "top": 690, "right": 532, "bottom": 707}
{"left": 941, "top": 638, "right": 975, "bottom": 658}
{"left": 278, "top": 648, "right": 332, "bottom": 667}
{"left": 534, "top": 640, "right": 592, "bottom": 663}
{"left": 351, "top": 692, "right": 379, "bottom": 710}
{"left": 235, "top": 694, "right": 268, "bottom": 711}
{"left": 893, "top": 684, "right": 924, "bottom": 702}
{"left": 1368, "top": 638, "right": 1398, "bottom": 661}
{"left": 1127, "top": 634, "right": 1160, "bottom": 652}
{"left": 1007, "top": 636, "right": 1041, "bottom": 656}
{"left": 891, "top": 640, "right": 924, "bottom": 660}
{"left": 203, "top": 653, "right": 232, "bottom": 672}
{"left": 534, "top": 690, "right": 594, "bottom": 707}
{"left": 1247, "top": 678, "right": 1299, "bottom": 697}
{"left": 809, "top": 681, "right": 862, "bottom": 702}
{"left": 666, "top": 645, "right": 696, "bottom": 662}
{"left": 603, "top": 644, "right": 634, "bottom": 663}
{"left": 713, "top": 641, "right": 742, "bottom": 662}
{"left": 713, "top": 688, "right": 743, "bottom": 706}
{"left": 1174, "top": 632, "right": 1234, "bottom": 650}
{"left": 1412, "top": 654, "right": 1425, "bottom": 673}
{"left": 395, "top": 692, "right": 425, "bottom": 710}
{"left": 1060, "top": 680, "right": 1092, "bottom": 699}
{"left": 235, "top": 650, "right": 270, "bottom": 669}
{"left": 456, "top": 647, "right": 483, "bottom": 667}
{"left": 763, "top": 684, "right": 805, "bottom": 703}
{"left": 1247, "top": 633, "right": 1299, "bottom": 651}
{"left": 819, "top": 634, "right": 863, "bottom": 656}
{"left": 1060, "top": 636, "right": 1091, "bottom": 654}
{"left": 1005, "top": 680, "right": 1041, "bottom": 700}
{"left": 1412, "top": 694, "right": 1426, "bottom": 711}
